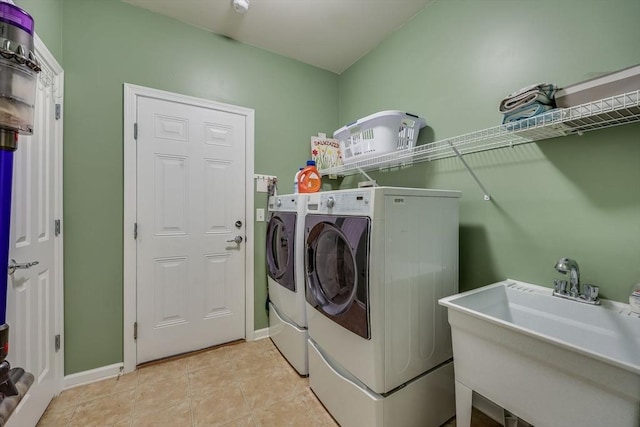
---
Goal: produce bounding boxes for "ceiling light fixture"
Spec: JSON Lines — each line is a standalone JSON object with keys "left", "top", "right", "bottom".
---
{"left": 232, "top": 0, "right": 249, "bottom": 14}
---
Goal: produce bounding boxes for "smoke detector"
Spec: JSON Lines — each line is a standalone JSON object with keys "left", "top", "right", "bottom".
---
{"left": 232, "top": 0, "right": 249, "bottom": 14}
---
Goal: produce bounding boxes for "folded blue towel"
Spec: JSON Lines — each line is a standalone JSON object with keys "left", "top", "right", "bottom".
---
{"left": 499, "top": 83, "right": 557, "bottom": 113}
{"left": 503, "top": 108, "right": 565, "bottom": 132}
{"left": 502, "top": 102, "right": 556, "bottom": 124}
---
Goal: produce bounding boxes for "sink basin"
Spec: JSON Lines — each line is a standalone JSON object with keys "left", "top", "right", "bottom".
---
{"left": 439, "top": 279, "right": 640, "bottom": 427}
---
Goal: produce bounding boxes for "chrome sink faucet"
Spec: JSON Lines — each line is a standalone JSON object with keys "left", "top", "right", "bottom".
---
{"left": 553, "top": 257, "right": 600, "bottom": 305}
{"left": 554, "top": 257, "right": 580, "bottom": 297}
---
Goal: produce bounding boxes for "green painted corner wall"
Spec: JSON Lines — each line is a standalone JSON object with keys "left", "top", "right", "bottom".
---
{"left": 38, "top": 0, "right": 338, "bottom": 375}
{"left": 338, "top": 0, "right": 640, "bottom": 301}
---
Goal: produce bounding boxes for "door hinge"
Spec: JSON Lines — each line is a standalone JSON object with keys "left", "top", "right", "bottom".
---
{"left": 54, "top": 334, "right": 61, "bottom": 352}
{"left": 134, "top": 222, "right": 138, "bottom": 239}
{"left": 55, "top": 104, "right": 61, "bottom": 120}
{"left": 133, "top": 123, "right": 138, "bottom": 140}
{"left": 133, "top": 322, "right": 138, "bottom": 340}
{"left": 54, "top": 219, "right": 61, "bottom": 236}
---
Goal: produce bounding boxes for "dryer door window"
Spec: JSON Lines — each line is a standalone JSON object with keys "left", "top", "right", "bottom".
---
{"left": 306, "top": 216, "right": 370, "bottom": 339}
{"left": 266, "top": 213, "right": 296, "bottom": 292}
{"left": 308, "top": 223, "right": 358, "bottom": 315}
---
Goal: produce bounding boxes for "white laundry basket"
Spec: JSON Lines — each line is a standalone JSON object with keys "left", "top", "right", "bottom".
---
{"left": 333, "top": 111, "right": 426, "bottom": 164}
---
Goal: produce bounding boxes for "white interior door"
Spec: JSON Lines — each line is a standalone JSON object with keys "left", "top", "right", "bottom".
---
{"left": 136, "top": 95, "right": 246, "bottom": 364}
{"left": 5, "top": 38, "right": 63, "bottom": 427}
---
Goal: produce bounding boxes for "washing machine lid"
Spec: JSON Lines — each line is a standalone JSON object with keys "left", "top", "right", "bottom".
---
{"left": 266, "top": 211, "right": 296, "bottom": 292}
{"left": 305, "top": 214, "right": 370, "bottom": 339}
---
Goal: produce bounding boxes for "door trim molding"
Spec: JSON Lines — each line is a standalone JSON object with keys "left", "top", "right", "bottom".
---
{"left": 34, "top": 33, "right": 65, "bottom": 396}
{"left": 122, "top": 84, "right": 255, "bottom": 373}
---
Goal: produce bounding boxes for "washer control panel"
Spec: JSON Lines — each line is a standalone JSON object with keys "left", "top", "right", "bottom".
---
{"left": 268, "top": 195, "right": 299, "bottom": 212}
{"left": 306, "top": 190, "right": 372, "bottom": 214}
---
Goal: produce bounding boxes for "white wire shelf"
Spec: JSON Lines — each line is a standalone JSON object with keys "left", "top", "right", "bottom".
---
{"left": 320, "top": 90, "right": 640, "bottom": 177}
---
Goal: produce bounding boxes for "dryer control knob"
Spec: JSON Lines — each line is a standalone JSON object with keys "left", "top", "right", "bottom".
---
{"left": 276, "top": 198, "right": 282, "bottom": 207}
{"left": 326, "top": 196, "right": 335, "bottom": 208}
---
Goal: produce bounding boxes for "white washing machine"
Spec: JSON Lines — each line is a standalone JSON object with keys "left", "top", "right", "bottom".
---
{"left": 304, "top": 187, "right": 460, "bottom": 427}
{"left": 266, "top": 193, "right": 308, "bottom": 375}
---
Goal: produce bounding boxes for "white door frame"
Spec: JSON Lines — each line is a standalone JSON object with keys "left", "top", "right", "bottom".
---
{"left": 36, "top": 33, "right": 65, "bottom": 393}
{"left": 122, "top": 84, "right": 255, "bottom": 373}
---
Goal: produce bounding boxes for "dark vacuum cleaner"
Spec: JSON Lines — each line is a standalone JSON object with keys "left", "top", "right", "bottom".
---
{"left": 0, "top": 1, "right": 41, "bottom": 422}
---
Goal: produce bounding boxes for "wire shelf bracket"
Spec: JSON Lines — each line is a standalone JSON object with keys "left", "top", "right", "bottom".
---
{"left": 449, "top": 142, "right": 491, "bottom": 201}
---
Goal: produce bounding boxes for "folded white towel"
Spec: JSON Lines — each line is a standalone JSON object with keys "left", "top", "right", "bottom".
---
{"left": 499, "top": 83, "right": 557, "bottom": 113}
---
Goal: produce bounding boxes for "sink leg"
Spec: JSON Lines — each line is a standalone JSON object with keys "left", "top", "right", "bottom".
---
{"left": 455, "top": 380, "right": 472, "bottom": 427}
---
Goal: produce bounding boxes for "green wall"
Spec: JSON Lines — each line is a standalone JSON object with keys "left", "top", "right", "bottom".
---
{"left": 338, "top": 0, "right": 640, "bottom": 301}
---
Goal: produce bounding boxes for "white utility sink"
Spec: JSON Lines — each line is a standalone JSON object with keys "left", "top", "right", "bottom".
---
{"left": 439, "top": 279, "right": 640, "bottom": 427}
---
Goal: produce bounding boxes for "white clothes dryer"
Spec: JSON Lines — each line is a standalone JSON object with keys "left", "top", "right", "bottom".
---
{"left": 304, "top": 187, "right": 460, "bottom": 427}
{"left": 266, "top": 193, "right": 308, "bottom": 375}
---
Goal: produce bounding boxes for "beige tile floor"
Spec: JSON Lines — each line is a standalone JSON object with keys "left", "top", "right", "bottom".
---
{"left": 36, "top": 339, "right": 338, "bottom": 427}
{"left": 36, "top": 338, "right": 500, "bottom": 427}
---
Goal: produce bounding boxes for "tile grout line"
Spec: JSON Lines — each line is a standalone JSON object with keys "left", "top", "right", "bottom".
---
{"left": 127, "top": 371, "right": 140, "bottom": 427}
{"left": 63, "top": 398, "right": 79, "bottom": 427}
{"left": 65, "top": 381, "right": 107, "bottom": 427}
{"left": 186, "top": 361, "right": 195, "bottom": 427}
{"left": 229, "top": 346, "right": 257, "bottom": 426}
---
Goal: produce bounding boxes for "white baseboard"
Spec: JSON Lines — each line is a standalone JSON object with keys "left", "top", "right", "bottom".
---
{"left": 63, "top": 363, "right": 124, "bottom": 390}
{"left": 251, "top": 327, "right": 270, "bottom": 341}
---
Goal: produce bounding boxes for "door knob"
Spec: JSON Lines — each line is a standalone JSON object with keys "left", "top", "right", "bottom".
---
{"left": 226, "top": 235, "right": 243, "bottom": 244}
{"left": 8, "top": 259, "right": 39, "bottom": 276}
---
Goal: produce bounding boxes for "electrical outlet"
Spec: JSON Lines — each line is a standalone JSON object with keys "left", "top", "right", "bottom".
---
{"left": 256, "top": 208, "right": 265, "bottom": 222}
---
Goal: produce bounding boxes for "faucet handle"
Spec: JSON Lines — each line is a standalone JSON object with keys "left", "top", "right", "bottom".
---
{"left": 554, "top": 279, "right": 568, "bottom": 294}
{"left": 582, "top": 284, "right": 599, "bottom": 302}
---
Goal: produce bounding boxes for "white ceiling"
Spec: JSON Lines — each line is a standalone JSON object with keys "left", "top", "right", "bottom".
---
{"left": 121, "top": 0, "right": 432, "bottom": 74}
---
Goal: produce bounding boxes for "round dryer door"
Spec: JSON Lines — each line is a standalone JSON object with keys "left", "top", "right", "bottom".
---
{"left": 266, "top": 213, "right": 296, "bottom": 291}
{"left": 305, "top": 215, "right": 371, "bottom": 339}
{"left": 306, "top": 222, "right": 358, "bottom": 315}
